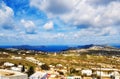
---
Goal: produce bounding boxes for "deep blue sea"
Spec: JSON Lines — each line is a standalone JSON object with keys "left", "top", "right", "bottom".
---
{"left": 0, "top": 45, "right": 69, "bottom": 52}
{"left": 0, "top": 45, "right": 120, "bottom": 52}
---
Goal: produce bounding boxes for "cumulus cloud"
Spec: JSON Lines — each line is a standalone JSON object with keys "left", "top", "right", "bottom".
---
{"left": 1, "top": 0, "right": 120, "bottom": 45}
{"left": 73, "top": 26, "right": 119, "bottom": 39}
{"left": 30, "top": 0, "right": 75, "bottom": 14}
{"left": 43, "top": 21, "right": 54, "bottom": 30}
{"left": 86, "top": 0, "right": 119, "bottom": 6}
{"left": 30, "top": 0, "right": 120, "bottom": 36}
{"left": 21, "top": 19, "right": 36, "bottom": 34}
{"left": 0, "top": 2, "right": 14, "bottom": 30}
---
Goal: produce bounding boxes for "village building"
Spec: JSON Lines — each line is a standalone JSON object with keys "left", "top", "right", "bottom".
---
{"left": 4, "top": 62, "right": 14, "bottom": 67}
{"left": 29, "top": 71, "right": 48, "bottom": 79}
{"left": 92, "top": 68, "right": 120, "bottom": 79}
{"left": 0, "top": 69, "right": 28, "bottom": 79}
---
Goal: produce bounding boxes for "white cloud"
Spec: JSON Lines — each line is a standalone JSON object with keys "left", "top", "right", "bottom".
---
{"left": 61, "top": 1, "right": 120, "bottom": 28}
{"left": 30, "top": 0, "right": 75, "bottom": 14}
{"left": 0, "top": 0, "right": 120, "bottom": 45}
{"left": 73, "top": 26, "right": 119, "bottom": 38}
{"left": 100, "top": 27, "right": 119, "bottom": 36}
{"left": 21, "top": 19, "right": 36, "bottom": 34}
{"left": 86, "top": 0, "right": 119, "bottom": 6}
{"left": 0, "top": 2, "right": 14, "bottom": 30}
{"left": 30, "top": 0, "right": 120, "bottom": 36}
{"left": 43, "top": 21, "right": 54, "bottom": 30}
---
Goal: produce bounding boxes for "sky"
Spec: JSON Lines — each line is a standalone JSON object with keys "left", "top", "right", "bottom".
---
{"left": 0, "top": 0, "right": 120, "bottom": 45}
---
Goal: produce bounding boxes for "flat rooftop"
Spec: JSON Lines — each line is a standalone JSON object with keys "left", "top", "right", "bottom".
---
{"left": 0, "top": 71, "right": 14, "bottom": 76}
{"left": 0, "top": 69, "right": 26, "bottom": 77}
{"left": 92, "top": 68, "right": 119, "bottom": 71}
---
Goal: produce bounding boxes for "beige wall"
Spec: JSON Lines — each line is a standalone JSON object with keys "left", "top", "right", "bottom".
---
{"left": 0, "top": 75, "right": 28, "bottom": 79}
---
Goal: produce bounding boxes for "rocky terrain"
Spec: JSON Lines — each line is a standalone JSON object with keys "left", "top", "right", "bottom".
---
{"left": 68, "top": 45, "right": 120, "bottom": 56}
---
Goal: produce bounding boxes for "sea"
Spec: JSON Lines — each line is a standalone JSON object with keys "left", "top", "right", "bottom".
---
{"left": 0, "top": 45, "right": 120, "bottom": 52}
{"left": 0, "top": 45, "right": 69, "bottom": 52}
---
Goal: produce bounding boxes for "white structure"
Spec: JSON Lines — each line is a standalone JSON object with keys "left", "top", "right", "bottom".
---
{"left": 66, "top": 76, "right": 74, "bottom": 79}
{"left": 110, "top": 71, "right": 120, "bottom": 79}
{"left": 2, "top": 52, "right": 8, "bottom": 55}
{"left": 81, "top": 69, "right": 92, "bottom": 76}
{"left": 25, "top": 57, "right": 44, "bottom": 65}
{"left": 12, "top": 56, "right": 22, "bottom": 59}
{"left": 92, "top": 68, "right": 120, "bottom": 79}
{"left": 0, "top": 69, "right": 28, "bottom": 79}
{"left": 17, "top": 65, "right": 23, "bottom": 68}
{"left": 29, "top": 71, "right": 48, "bottom": 79}
{"left": 9, "top": 65, "right": 23, "bottom": 72}
{"left": 4, "top": 62, "right": 14, "bottom": 67}
{"left": 26, "top": 57, "right": 39, "bottom": 64}
{"left": 11, "top": 67, "right": 22, "bottom": 72}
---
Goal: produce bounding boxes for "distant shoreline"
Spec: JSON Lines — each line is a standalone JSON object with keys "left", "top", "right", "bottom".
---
{"left": 0, "top": 44, "right": 120, "bottom": 52}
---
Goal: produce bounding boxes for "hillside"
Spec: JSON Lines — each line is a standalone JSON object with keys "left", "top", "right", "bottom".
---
{"left": 0, "top": 45, "right": 120, "bottom": 56}
{"left": 0, "top": 45, "right": 120, "bottom": 70}
{"left": 68, "top": 45, "right": 120, "bottom": 56}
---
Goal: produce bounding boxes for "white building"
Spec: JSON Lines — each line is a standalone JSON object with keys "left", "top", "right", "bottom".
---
{"left": 110, "top": 71, "right": 120, "bottom": 79}
{"left": 25, "top": 57, "right": 44, "bottom": 65}
{"left": 92, "top": 68, "right": 120, "bottom": 79}
{"left": 29, "top": 71, "right": 48, "bottom": 79}
{"left": 66, "top": 76, "right": 74, "bottom": 79}
{"left": 12, "top": 56, "right": 22, "bottom": 60}
{"left": 4, "top": 62, "right": 14, "bottom": 67}
{"left": 0, "top": 69, "right": 28, "bottom": 79}
{"left": 26, "top": 57, "right": 39, "bottom": 63}
{"left": 11, "top": 67, "right": 22, "bottom": 72}
{"left": 81, "top": 69, "right": 92, "bottom": 76}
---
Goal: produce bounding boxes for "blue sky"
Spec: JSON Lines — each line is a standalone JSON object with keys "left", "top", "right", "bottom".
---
{"left": 0, "top": 0, "right": 120, "bottom": 45}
